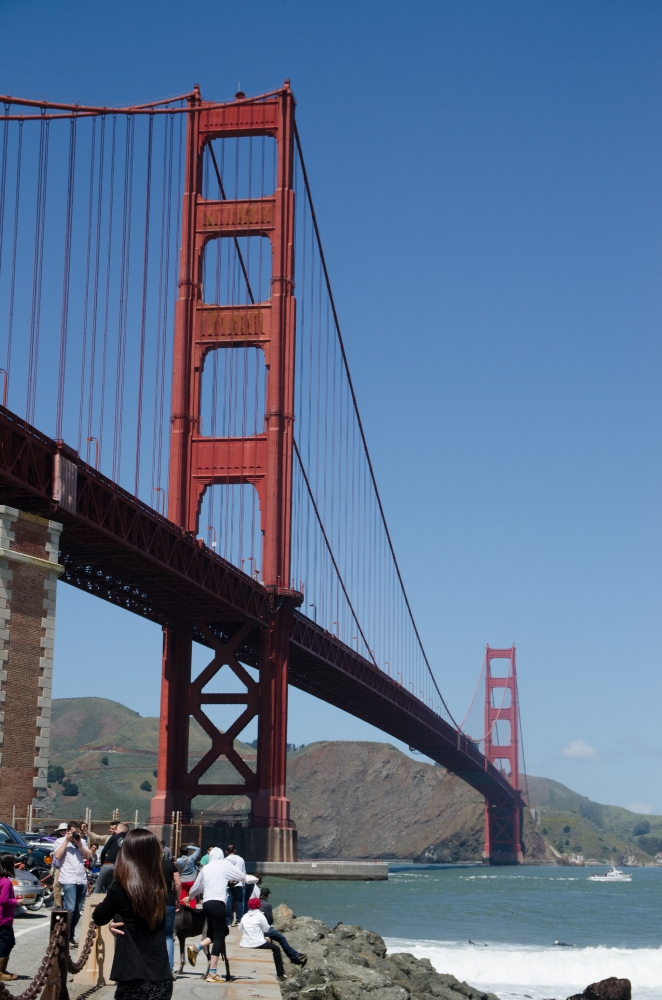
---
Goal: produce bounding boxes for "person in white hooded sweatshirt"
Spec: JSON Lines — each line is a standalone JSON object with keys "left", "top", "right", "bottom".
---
{"left": 185, "top": 847, "right": 236, "bottom": 983}
{"left": 239, "top": 898, "right": 289, "bottom": 979}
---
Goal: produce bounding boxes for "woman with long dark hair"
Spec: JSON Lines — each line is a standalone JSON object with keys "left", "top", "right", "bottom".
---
{"left": 93, "top": 829, "right": 172, "bottom": 1000}
{"left": 0, "top": 855, "right": 21, "bottom": 981}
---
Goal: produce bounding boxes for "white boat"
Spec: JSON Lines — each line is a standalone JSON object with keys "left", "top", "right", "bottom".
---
{"left": 588, "top": 866, "right": 632, "bottom": 882}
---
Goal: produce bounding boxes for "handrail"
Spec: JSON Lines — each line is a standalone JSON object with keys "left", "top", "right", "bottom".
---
{"left": 0, "top": 910, "right": 97, "bottom": 1000}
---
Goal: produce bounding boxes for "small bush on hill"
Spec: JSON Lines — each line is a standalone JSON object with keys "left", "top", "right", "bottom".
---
{"left": 47, "top": 764, "right": 65, "bottom": 784}
{"left": 140, "top": 780, "right": 152, "bottom": 792}
{"left": 62, "top": 780, "right": 79, "bottom": 796}
{"left": 637, "top": 835, "right": 662, "bottom": 856}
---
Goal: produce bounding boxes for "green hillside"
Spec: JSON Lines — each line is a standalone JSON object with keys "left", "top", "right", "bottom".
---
{"left": 46, "top": 697, "right": 256, "bottom": 823}
{"left": 526, "top": 775, "right": 662, "bottom": 862}
{"left": 41, "top": 698, "right": 661, "bottom": 864}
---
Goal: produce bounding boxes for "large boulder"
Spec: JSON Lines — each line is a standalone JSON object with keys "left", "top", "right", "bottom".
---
{"left": 275, "top": 911, "right": 499, "bottom": 1000}
{"left": 568, "top": 979, "right": 631, "bottom": 1000}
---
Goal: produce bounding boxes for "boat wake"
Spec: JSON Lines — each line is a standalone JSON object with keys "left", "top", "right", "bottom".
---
{"left": 385, "top": 938, "right": 662, "bottom": 1000}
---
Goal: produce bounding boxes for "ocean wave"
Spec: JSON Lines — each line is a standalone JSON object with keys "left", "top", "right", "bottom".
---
{"left": 384, "top": 938, "right": 662, "bottom": 999}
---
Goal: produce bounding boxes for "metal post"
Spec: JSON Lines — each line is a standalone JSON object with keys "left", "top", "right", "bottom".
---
{"left": 150, "top": 624, "right": 192, "bottom": 824}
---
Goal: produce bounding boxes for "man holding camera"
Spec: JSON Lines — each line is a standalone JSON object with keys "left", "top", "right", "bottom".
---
{"left": 53, "top": 822, "right": 92, "bottom": 946}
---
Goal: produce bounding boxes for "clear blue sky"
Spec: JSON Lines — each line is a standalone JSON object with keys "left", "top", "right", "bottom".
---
{"left": 2, "top": 0, "right": 660, "bottom": 813}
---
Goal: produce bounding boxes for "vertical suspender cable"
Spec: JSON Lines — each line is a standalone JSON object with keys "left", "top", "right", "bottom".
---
{"left": 86, "top": 115, "right": 107, "bottom": 453}
{"left": 134, "top": 113, "right": 154, "bottom": 497}
{"left": 5, "top": 122, "right": 22, "bottom": 401}
{"left": 56, "top": 115, "right": 77, "bottom": 439}
{"left": 0, "top": 108, "right": 9, "bottom": 312}
{"left": 113, "top": 114, "right": 135, "bottom": 483}
{"left": 78, "top": 117, "right": 97, "bottom": 451}
{"left": 26, "top": 114, "right": 49, "bottom": 425}
{"left": 98, "top": 115, "right": 117, "bottom": 468}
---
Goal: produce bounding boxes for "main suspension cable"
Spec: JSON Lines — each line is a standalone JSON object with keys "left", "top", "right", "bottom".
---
{"left": 293, "top": 121, "right": 459, "bottom": 727}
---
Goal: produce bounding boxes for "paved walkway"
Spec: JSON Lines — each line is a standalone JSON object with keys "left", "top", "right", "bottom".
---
{"left": 176, "top": 928, "right": 282, "bottom": 1000}
{"left": 1, "top": 910, "right": 281, "bottom": 1000}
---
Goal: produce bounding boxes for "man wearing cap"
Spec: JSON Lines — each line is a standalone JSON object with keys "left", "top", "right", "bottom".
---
{"left": 53, "top": 822, "right": 92, "bottom": 947}
{"left": 51, "top": 823, "right": 68, "bottom": 907}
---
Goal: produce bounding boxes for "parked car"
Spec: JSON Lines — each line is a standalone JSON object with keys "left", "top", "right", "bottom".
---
{"left": 12, "top": 868, "right": 45, "bottom": 911}
{"left": 17, "top": 833, "right": 57, "bottom": 850}
{"left": 0, "top": 824, "right": 54, "bottom": 867}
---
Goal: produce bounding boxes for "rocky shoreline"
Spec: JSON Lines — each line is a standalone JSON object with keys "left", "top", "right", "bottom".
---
{"left": 272, "top": 904, "right": 499, "bottom": 1000}
{"left": 271, "top": 905, "right": 631, "bottom": 1000}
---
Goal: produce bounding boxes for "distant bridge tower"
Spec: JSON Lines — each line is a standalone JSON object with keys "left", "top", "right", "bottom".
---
{"left": 483, "top": 645, "right": 523, "bottom": 864}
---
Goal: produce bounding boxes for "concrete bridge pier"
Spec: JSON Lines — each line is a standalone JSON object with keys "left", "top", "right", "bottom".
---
{"left": 0, "top": 507, "right": 63, "bottom": 826}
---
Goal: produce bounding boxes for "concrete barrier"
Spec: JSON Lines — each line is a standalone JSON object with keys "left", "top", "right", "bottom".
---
{"left": 246, "top": 860, "right": 388, "bottom": 880}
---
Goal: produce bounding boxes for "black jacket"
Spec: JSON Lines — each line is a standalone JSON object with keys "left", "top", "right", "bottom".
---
{"left": 260, "top": 899, "right": 274, "bottom": 925}
{"left": 93, "top": 882, "right": 171, "bottom": 982}
{"left": 99, "top": 832, "right": 125, "bottom": 866}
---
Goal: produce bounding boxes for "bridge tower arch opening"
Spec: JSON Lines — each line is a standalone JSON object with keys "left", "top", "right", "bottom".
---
{"left": 483, "top": 645, "right": 523, "bottom": 864}
{"left": 150, "top": 84, "right": 301, "bottom": 859}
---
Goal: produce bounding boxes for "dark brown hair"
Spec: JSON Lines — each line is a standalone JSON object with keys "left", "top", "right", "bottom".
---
{"left": 114, "top": 829, "right": 166, "bottom": 929}
{"left": 0, "top": 854, "right": 15, "bottom": 879}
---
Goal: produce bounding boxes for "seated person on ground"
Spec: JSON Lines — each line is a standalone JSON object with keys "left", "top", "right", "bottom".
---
{"left": 239, "top": 897, "right": 289, "bottom": 980}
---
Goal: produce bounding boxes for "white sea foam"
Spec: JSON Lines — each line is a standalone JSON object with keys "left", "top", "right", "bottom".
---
{"left": 385, "top": 938, "right": 662, "bottom": 1000}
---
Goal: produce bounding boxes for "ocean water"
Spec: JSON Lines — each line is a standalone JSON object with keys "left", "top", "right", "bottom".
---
{"left": 266, "top": 864, "right": 662, "bottom": 999}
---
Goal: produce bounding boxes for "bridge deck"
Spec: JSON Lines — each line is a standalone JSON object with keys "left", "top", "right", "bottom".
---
{"left": 0, "top": 405, "right": 517, "bottom": 807}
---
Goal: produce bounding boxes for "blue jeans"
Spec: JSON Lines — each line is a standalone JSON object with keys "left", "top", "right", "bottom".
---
{"left": 165, "top": 905, "right": 176, "bottom": 966}
{"left": 61, "top": 883, "right": 87, "bottom": 940}
{"left": 266, "top": 928, "right": 299, "bottom": 961}
{"left": 225, "top": 884, "right": 244, "bottom": 925}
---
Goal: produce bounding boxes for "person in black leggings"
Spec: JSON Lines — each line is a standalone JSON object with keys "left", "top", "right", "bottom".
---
{"left": 185, "top": 847, "right": 235, "bottom": 983}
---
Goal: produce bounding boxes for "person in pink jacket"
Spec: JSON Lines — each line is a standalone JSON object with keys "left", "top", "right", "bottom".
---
{"left": 0, "top": 854, "right": 22, "bottom": 981}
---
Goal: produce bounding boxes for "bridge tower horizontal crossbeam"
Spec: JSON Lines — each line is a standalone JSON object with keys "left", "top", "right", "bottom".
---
{"left": 150, "top": 84, "right": 301, "bottom": 857}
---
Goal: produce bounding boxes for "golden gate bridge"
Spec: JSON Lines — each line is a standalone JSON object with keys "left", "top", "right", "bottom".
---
{"left": 0, "top": 83, "right": 525, "bottom": 863}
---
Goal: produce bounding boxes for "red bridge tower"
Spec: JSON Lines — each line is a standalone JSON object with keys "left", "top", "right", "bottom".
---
{"left": 150, "top": 84, "right": 300, "bottom": 860}
{"left": 483, "top": 646, "right": 523, "bottom": 864}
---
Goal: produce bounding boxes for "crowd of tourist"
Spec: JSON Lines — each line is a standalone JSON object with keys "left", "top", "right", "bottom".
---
{"left": 47, "top": 821, "right": 304, "bottom": 990}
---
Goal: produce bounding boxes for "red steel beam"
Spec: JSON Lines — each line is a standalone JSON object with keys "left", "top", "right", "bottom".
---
{"left": 0, "top": 403, "right": 518, "bottom": 811}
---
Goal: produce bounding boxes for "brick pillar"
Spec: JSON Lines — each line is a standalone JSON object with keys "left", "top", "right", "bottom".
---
{"left": 0, "top": 507, "right": 63, "bottom": 825}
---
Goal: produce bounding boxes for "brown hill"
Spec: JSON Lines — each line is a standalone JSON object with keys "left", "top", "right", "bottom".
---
{"left": 42, "top": 698, "right": 659, "bottom": 863}
{"left": 287, "top": 740, "right": 545, "bottom": 861}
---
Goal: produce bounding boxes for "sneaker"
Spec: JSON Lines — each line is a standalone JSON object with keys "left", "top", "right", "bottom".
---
{"left": 187, "top": 946, "right": 199, "bottom": 968}
{"left": 278, "top": 974, "right": 293, "bottom": 981}
{"left": 294, "top": 954, "right": 308, "bottom": 967}
{"left": 204, "top": 973, "right": 225, "bottom": 983}
{"left": 70, "top": 940, "right": 78, "bottom": 949}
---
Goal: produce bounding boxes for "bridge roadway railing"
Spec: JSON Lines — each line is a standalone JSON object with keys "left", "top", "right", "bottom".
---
{"left": 288, "top": 613, "right": 517, "bottom": 805}
{"left": 0, "top": 405, "right": 517, "bottom": 808}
